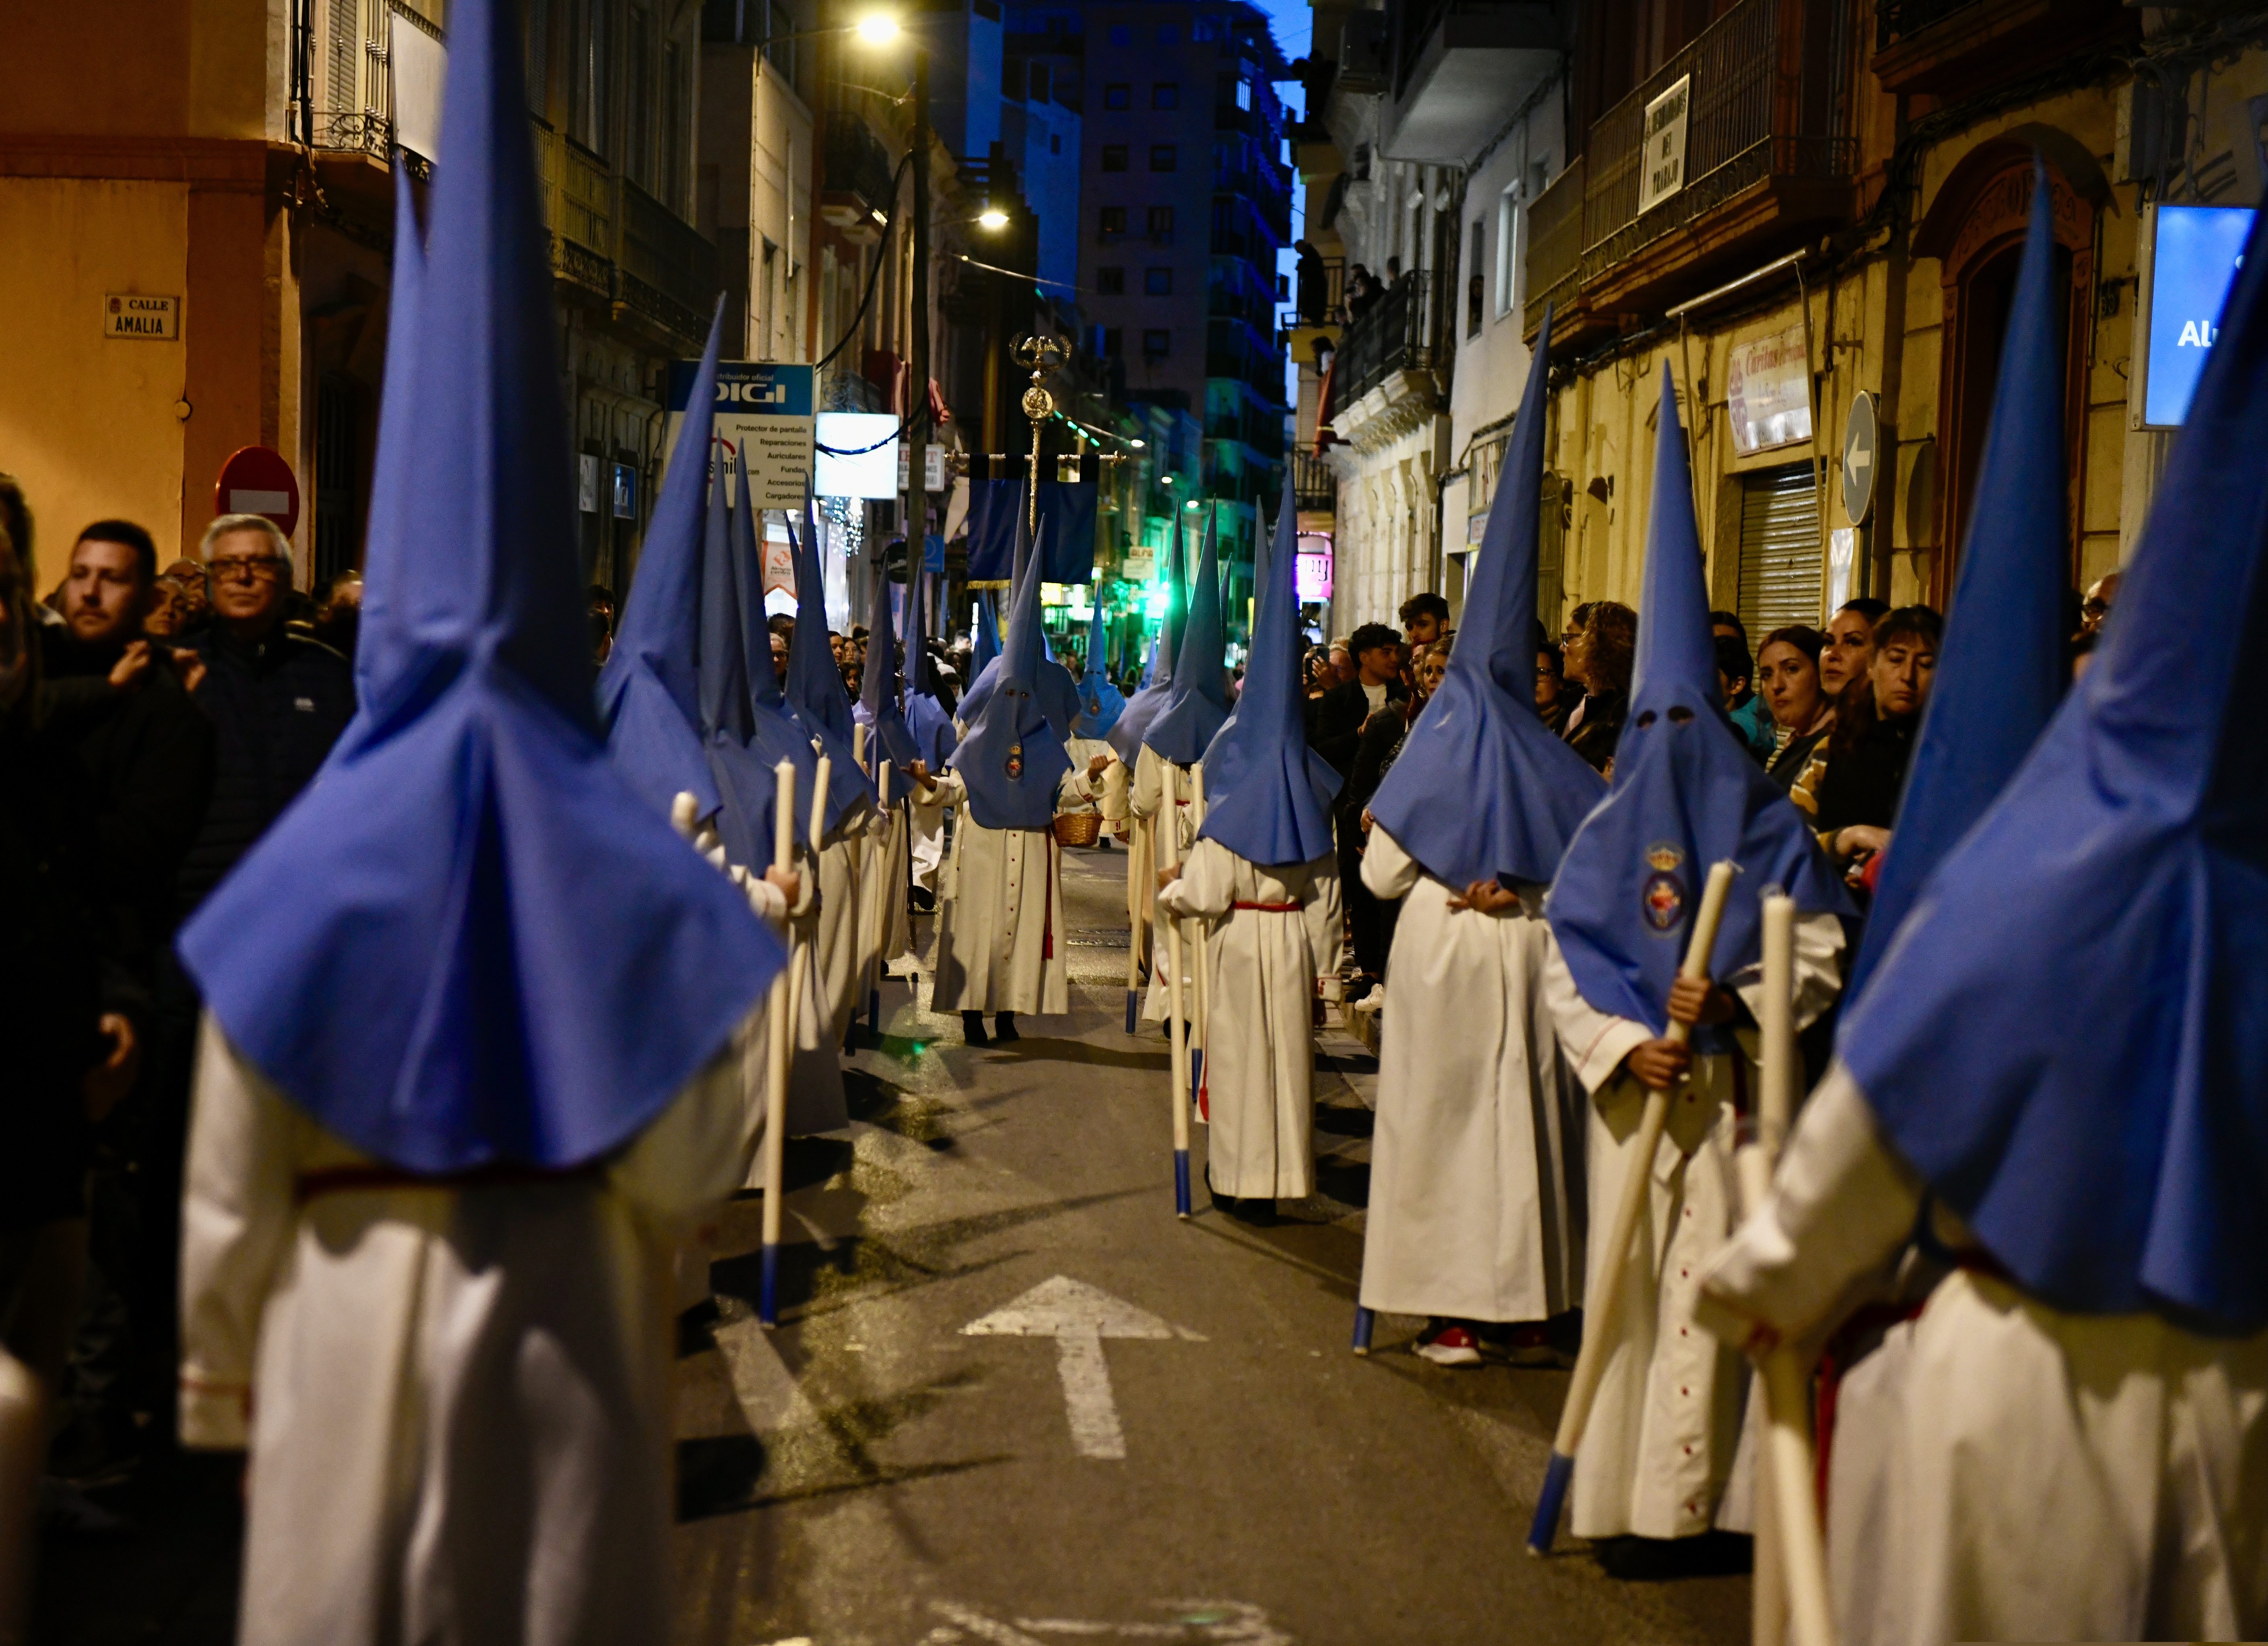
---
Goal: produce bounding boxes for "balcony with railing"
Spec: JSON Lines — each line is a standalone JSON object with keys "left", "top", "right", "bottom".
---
{"left": 1292, "top": 450, "right": 1335, "bottom": 513}
{"left": 619, "top": 181, "right": 720, "bottom": 342}
{"left": 1336, "top": 268, "right": 1446, "bottom": 406}
{"left": 819, "top": 118, "right": 898, "bottom": 241}
{"left": 1872, "top": 0, "right": 2132, "bottom": 95}
{"left": 1521, "top": 0, "right": 1859, "bottom": 343}
{"left": 524, "top": 120, "right": 719, "bottom": 348}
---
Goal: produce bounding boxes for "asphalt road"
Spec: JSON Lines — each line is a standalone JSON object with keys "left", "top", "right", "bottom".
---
{"left": 672, "top": 843, "right": 1752, "bottom": 1646}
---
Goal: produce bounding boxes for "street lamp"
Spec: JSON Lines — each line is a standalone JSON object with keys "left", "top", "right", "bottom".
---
{"left": 853, "top": 14, "right": 901, "bottom": 43}
{"left": 976, "top": 207, "right": 1010, "bottom": 230}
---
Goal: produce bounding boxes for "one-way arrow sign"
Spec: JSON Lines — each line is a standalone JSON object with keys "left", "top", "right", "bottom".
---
{"left": 961, "top": 1276, "right": 1204, "bottom": 1460}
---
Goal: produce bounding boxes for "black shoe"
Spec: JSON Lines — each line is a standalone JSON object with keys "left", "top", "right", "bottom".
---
{"left": 993, "top": 1013, "right": 1019, "bottom": 1042}
{"left": 910, "top": 887, "right": 936, "bottom": 914}
{"left": 962, "top": 1011, "right": 989, "bottom": 1046}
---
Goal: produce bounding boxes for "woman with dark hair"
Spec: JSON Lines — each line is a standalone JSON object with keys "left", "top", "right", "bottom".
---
{"left": 1813, "top": 604, "right": 1942, "bottom": 879}
{"left": 1534, "top": 642, "right": 1572, "bottom": 734}
{"left": 1754, "top": 624, "right": 1833, "bottom": 792}
{"left": 1560, "top": 600, "right": 1634, "bottom": 772}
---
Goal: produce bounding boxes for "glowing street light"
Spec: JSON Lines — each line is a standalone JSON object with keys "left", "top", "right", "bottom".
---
{"left": 977, "top": 207, "right": 1010, "bottom": 230}
{"left": 853, "top": 13, "right": 901, "bottom": 43}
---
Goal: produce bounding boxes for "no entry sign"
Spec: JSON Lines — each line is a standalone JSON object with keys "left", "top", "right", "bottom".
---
{"left": 214, "top": 446, "right": 301, "bottom": 541}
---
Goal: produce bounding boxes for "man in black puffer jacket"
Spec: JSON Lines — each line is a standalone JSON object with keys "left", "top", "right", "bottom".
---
{"left": 175, "top": 516, "right": 354, "bottom": 914}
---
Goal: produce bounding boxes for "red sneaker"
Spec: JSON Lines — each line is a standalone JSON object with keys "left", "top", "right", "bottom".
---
{"left": 1414, "top": 1322, "right": 1482, "bottom": 1368}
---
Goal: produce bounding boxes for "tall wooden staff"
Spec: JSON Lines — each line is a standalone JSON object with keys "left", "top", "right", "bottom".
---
{"left": 1188, "top": 762, "right": 1212, "bottom": 1107}
{"left": 866, "top": 760, "right": 894, "bottom": 1031}
{"left": 757, "top": 759, "right": 801, "bottom": 1328}
{"left": 1528, "top": 858, "right": 1738, "bottom": 1553}
{"left": 1737, "top": 893, "right": 1836, "bottom": 1646}
{"left": 1124, "top": 802, "right": 1147, "bottom": 1033}
{"left": 1159, "top": 765, "right": 1193, "bottom": 1217}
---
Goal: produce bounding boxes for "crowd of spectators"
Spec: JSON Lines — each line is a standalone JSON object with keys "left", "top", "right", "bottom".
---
{"left": 0, "top": 478, "right": 356, "bottom": 1614}
{"left": 1304, "top": 569, "right": 2115, "bottom": 1001}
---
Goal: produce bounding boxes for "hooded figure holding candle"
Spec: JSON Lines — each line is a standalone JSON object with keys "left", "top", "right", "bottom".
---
{"left": 911, "top": 524, "right": 1075, "bottom": 1044}
{"left": 1355, "top": 318, "right": 1606, "bottom": 1365}
{"left": 1698, "top": 194, "right": 2268, "bottom": 1645}
{"left": 1541, "top": 364, "right": 1850, "bottom": 1554}
{"left": 1155, "top": 487, "right": 1343, "bottom": 1215}
{"left": 171, "top": 2, "right": 786, "bottom": 1635}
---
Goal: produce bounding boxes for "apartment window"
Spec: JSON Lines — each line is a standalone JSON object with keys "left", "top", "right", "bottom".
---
{"left": 1192, "top": 13, "right": 1222, "bottom": 40}
{"left": 624, "top": 6, "right": 655, "bottom": 188}
{"left": 1050, "top": 133, "right": 1061, "bottom": 154}
{"left": 1467, "top": 217, "right": 1483, "bottom": 337}
{"left": 568, "top": 0, "right": 612, "bottom": 153}
{"left": 1235, "top": 77, "right": 1252, "bottom": 111}
{"left": 1098, "top": 266, "right": 1126, "bottom": 294}
{"left": 527, "top": 0, "right": 552, "bottom": 114}
{"left": 1152, "top": 82, "right": 1179, "bottom": 109}
{"left": 1147, "top": 204, "right": 1174, "bottom": 238}
{"left": 660, "top": 41, "right": 689, "bottom": 212}
{"left": 1102, "top": 144, "right": 1129, "bottom": 172}
{"left": 1145, "top": 267, "right": 1173, "bottom": 295}
{"left": 1098, "top": 205, "right": 1126, "bottom": 236}
{"left": 1149, "top": 144, "right": 1177, "bottom": 171}
{"left": 1029, "top": 63, "right": 1050, "bottom": 103}
{"left": 1103, "top": 326, "right": 1124, "bottom": 356}
{"left": 1103, "top": 83, "right": 1130, "bottom": 110}
{"left": 1142, "top": 328, "right": 1171, "bottom": 357}
{"left": 1494, "top": 186, "right": 1524, "bottom": 318}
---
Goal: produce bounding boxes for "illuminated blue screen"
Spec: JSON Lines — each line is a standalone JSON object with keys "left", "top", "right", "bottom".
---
{"left": 2144, "top": 205, "right": 2253, "bottom": 427}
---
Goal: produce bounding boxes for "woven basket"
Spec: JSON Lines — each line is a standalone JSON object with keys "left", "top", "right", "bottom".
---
{"left": 1053, "top": 812, "right": 1104, "bottom": 848}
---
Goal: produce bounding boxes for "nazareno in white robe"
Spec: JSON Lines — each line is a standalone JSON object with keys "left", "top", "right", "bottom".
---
{"left": 179, "top": 1015, "right": 748, "bottom": 1646}
{"left": 1129, "top": 747, "right": 1200, "bottom": 1026}
{"left": 1156, "top": 838, "right": 1341, "bottom": 1201}
{"left": 1697, "top": 1065, "right": 2268, "bottom": 1644}
{"left": 814, "top": 797, "right": 878, "bottom": 1044}
{"left": 917, "top": 767, "right": 1070, "bottom": 1018}
{"left": 1357, "top": 826, "right": 1585, "bottom": 1324}
{"left": 1540, "top": 914, "right": 1842, "bottom": 1541}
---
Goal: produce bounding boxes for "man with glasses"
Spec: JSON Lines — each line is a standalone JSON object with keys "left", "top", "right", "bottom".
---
{"left": 175, "top": 515, "right": 355, "bottom": 914}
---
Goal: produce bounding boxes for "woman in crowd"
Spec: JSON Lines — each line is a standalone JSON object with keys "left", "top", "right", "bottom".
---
{"left": 1534, "top": 642, "right": 1571, "bottom": 734}
{"left": 1560, "top": 600, "right": 1634, "bottom": 773}
{"left": 1753, "top": 624, "right": 1833, "bottom": 793}
{"left": 1812, "top": 604, "right": 1942, "bottom": 881}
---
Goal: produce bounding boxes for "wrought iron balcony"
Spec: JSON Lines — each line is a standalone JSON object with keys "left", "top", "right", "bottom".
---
{"left": 1292, "top": 451, "right": 1335, "bottom": 512}
{"left": 619, "top": 181, "right": 720, "bottom": 342}
{"left": 1522, "top": 0, "right": 1858, "bottom": 338}
{"left": 820, "top": 118, "right": 898, "bottom": 235}
{"left": 1335, "top": 268, "right": 1445, "bottom": 406}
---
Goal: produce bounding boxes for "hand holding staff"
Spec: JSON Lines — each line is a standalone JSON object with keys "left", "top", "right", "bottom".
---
{"left": 1737, "top": 893, "right": 1836, "bottom": 1646}
{"left": 1528, "top": 858, "right": 1739, "bottom": 1555}
{"left": 758, "top": 760, "right": 799, "bottom": 1328}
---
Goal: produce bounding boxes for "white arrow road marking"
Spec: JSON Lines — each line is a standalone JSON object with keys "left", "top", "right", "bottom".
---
{"left": 960, "top": 1277, "right": 1203, "bottom": 1460}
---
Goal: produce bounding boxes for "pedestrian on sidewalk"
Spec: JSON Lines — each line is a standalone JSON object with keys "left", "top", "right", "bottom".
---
{"left": 1356, "top": 323, "right": 1603, "bottom": 1370}
{"left": 1541, "top": 365, "right": 1849, "bottom": 1568}
{"left": 171, "top": 12, "right": 786, "bottom": 1636}
{"left": 1158, "top": 489, "right": 1342, "bottom": 1220}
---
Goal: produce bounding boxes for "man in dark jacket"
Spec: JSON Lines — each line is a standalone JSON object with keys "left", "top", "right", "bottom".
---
{"left": 1307, "top": 622, "right": 1407, "bottom": 991}
{"left": 176, "top": 516, "right": 355, "bottom": 912}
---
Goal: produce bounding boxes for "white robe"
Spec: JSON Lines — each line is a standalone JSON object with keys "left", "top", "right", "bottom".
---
{"left": 1156, "top": 839, "right": 1341, "bottom": 1200}
{"left": 814, "top": 799, "right": 877, "bottom": 1044}
{"left": 1356, "top": 827, "right": 1585, "bottom": 1323}
{"left": 1698, "top": 1067, "right": 2268, "bottom": 1643}
{"left": 1541, "top": 916, "right": 1842, "bottom": 1541}
{"left": 918, "top": 769, "right": 1070, "bottom": 1018}
{"left": 1129, "top": 748, "right": 1201, "bottom": 1026}
{"left": 179, "top": 1016, "right": 745, "bottom": 1646}
{"left": 857, "top": 798, "right": 911, "bottom": 976}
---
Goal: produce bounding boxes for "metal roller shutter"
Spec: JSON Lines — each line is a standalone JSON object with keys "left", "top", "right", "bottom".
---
{"left": 1738, "top": 462, "right": 1823, "bottom": 635}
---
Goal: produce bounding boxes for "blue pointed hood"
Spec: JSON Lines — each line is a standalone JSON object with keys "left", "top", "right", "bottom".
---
{"left": 1073, "top": 601, "right": 1125, "bottom": 738}
{"left": 729, "top": 460, "right": 821, "bottom": 845}
{"left": 1843, "top": 172, "right": 2067, "bottom": 1001}
{"left": 1370, "top": 316, "right": 1603, "bottom": 888}
{"left": 956, "top": 540, "right": 1082, "bottom": 735}
{"left": 1197, "top": 479, "right": 1340, "bottom": 865}
{"left": 1142, "top": 513, "right": 1230, "bottom": 764}
{"left": 353, "top": 163, "right": 424, "bottom": 711}
{"left": 902, "top": 567, "right": 958, "bottom": 768}
{"left": 1547, "top": 363, "right": 1851, "bottom": 1050}
{"left": 949, "top": 521, "right": 1073, "bottom": 829}
{"left": 859, "top": 563, "right": 919, "bottom": 768}
{"left": 1840, "top": 201, "right": 2268, "bottom": 1330}
{"left": 178, "top": 0, "right": 784, "bottom": 1174}
{"left": 782, "top": 500, "right": 874, "bottom": 832}
{"left": 1107, "top": 518, "right": 1188, "bottom": 760}
{"left": 694, "top": 438, "right": 799, "bottom": 867}
{"left": 595, "top": 303, "right": 727, "bottom": 824}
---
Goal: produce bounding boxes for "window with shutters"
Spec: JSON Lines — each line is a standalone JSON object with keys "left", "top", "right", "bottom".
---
{"left": 1737, "top": 464, "right": 1823, "bottom": 636}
